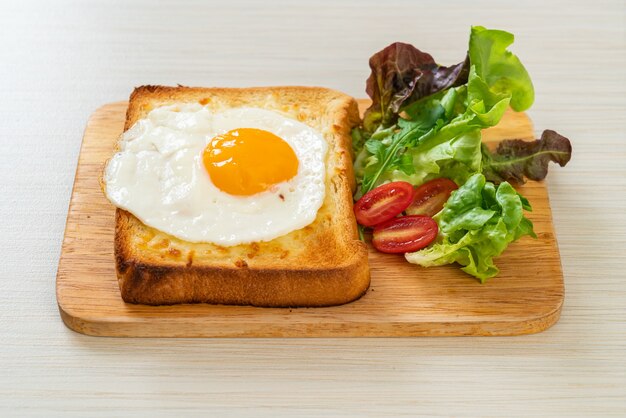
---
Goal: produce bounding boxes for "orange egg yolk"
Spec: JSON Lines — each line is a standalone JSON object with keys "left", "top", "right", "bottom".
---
{"left": 202, "top": 128, "right": 299, "bottom": 196}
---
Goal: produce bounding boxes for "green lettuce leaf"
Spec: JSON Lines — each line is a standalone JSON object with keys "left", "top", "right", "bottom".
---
{"left": 482, "top": 129, "right": 573, "bottom": 183}
{"left": 469, "top": 26, "right": 534, "bottom": 111}
{"left": 406, "top": 173, "right": 536, "bottom": 281}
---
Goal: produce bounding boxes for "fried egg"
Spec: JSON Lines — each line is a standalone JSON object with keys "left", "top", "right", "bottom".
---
{"left": 103, "top": 104, "right": 327, "bottom": 245}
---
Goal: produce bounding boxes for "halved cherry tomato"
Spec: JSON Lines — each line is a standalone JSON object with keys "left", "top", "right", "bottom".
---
{"left": 405, "top": 178, "right": 458, "bottom": 217}
{"left": 372, "top": 215, "right": 438, "bottom": 254}
{"left": 354, "top": 182, "right": 415, "bottom": 227}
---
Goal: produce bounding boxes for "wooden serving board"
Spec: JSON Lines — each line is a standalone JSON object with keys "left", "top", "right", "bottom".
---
{"left": 56, "top": 100, "right": 563, "bottom": 337}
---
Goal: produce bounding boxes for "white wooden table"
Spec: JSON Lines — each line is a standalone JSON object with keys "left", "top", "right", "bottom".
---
{"left": 1, "top": 0, "right": 624, "bottom": 416}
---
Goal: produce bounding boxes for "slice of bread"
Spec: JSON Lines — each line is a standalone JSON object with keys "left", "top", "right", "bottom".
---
{"left": 112, "top": 85, "right": 370, "bottom": 307}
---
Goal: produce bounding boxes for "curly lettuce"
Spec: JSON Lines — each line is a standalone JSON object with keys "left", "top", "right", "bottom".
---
{"left": 405, "top": 174, "right": 536, "bottom": 281}
{"left": 469, "top": 26, "right": 534, "bottom": 112}
{"left": 361, "top": 42, "right": 469, "bottom": 133}
{"left": 482, "top": 130, "right": 572, "bottom": 183}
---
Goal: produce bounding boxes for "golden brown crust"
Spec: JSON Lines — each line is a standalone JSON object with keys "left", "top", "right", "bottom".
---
{"left": 112, "top": 85, "right": 369, "bottom": 307}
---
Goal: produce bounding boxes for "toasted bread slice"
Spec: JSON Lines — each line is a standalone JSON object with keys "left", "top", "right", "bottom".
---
{"left": 112, "top": 85, "right": 370, "bottom": 307}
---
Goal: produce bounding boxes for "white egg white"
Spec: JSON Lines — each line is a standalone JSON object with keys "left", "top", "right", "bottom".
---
{"left": 104, "top": 104, "right": 327, "bottom": 245}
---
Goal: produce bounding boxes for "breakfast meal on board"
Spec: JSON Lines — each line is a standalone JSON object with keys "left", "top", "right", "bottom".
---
{"left": 102, "top": 26, "right": 571, "bottom": 307}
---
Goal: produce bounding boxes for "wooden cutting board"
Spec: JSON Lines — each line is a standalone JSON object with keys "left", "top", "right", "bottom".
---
{"left": 56, "top": 100, "right": 563, "bottom": 337}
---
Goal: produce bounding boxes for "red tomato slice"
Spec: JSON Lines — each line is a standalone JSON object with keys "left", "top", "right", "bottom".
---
{"left": 372, "top": 215, "right": 438, "bottom": 254}
{"left": 354, "top": 182, "right": 415, "bottom": 227}
{"left": 405, "top": 178, "right": 458, "bottom": 217}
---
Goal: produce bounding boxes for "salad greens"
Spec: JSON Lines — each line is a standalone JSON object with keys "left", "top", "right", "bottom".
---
{"left": 482, "top": 130, "right": 572, "bottom": 183}
{"left": 354, "top": 26, "right": 539, "bottom": 197}
{"left": 361, "top": 42, "right": 469, "bottom": 132}
{"left": 352, "top": 26, "right": 572, "bottom": 281}
{"left": 468, "top": 27, "right": 534, "bottom": 112}
{"left": 405, "top": 174, "right": 535, "bottom": 281}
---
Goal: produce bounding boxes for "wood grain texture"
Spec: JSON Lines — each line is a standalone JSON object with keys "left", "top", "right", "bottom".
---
{"left": 56, "top": 100, "right": 563, "bottom": 337}
{"left": 2, "top": 0, "right": 625, "bottom": 416}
